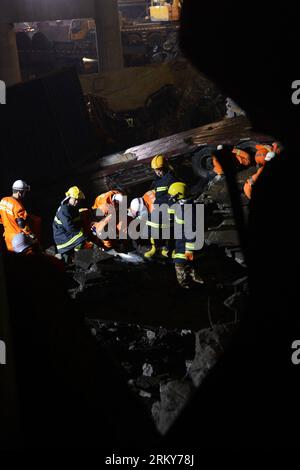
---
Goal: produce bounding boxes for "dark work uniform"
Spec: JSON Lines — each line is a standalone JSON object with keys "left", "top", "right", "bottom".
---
{"left": 149, "top": 170, "right": 177, "bottom": 249}
{"left": 53, "top": 199, "right": 86, "bottom": 255}
{"left": 152, "top": 171, "right": 177, "bottom": 205}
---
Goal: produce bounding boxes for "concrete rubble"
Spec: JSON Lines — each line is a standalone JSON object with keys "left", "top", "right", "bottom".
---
{"left": 87, "top": 318, "right": 235, "bottom": 434}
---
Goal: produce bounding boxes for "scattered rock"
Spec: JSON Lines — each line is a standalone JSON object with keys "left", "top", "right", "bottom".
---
{"left": 188, "top": 325, "right": 234, "bottom": 387}
{"left": 139, "top": 390, "right": 152, "bottom": 399}
{"left": 146, "top": 330, "right": 156, "bottom": 342}
{"left": 181, "top": 329, "right": 192, "bottom": 336}
{"left": 86, "top": 319, "right": 235, "bottom": 433}
{"left": 142, "top": 363, "right": 154, "bottom": 377}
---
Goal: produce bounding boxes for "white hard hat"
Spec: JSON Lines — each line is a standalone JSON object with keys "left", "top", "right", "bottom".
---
{"left": 12, "top": 180, "right": 31, "bottom": 191}
{"left": 12, "top": 232, "right": 33, "bottom": 253}
{"left": 112, "top": 193, "right": 124, "bottom": 204}
{"left": 265, "top": 151, "right": 276, "bottom": 162}
{"left": 128, "top": 197, "right": 144, "bottom": 218}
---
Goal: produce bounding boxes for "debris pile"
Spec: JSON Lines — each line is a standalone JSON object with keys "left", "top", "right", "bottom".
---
{"left": 87, "top": 319, "right": 235, "bottom": 434}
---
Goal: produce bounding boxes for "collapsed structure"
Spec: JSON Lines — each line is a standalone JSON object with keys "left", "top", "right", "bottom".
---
{"left": 1, "top": 61, "right": 277, "bottom": 432}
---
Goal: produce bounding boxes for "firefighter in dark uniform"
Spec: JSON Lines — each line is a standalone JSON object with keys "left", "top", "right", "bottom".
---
{"left": 144, "top": 154, "right": 177, "bottom": 258}
{"left": 53, "top": 186, "right": 87, "bottom": 263}
{"left": 168, "top": 182, "right": 204, "bottom": 288}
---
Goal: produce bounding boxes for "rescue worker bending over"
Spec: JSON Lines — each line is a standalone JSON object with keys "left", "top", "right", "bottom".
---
{"left": 91, "top": 189, "right": 125, "bottom": 249}
{"left": 128, "top": 190, "right": 156, "bottom": 252}
{"left": 128, "top": 190, "right": 156, "bottom": 220}
{"left": 53, "top": 186, "right": 87, "bottom": 263}
{"left": 243, "top": 142, "right": 281, "bottom": 199}
{"left": 129, "top": 189, "right": 171, "bottom": 259}
{"left": 168, "top": 182, "right": 204, "bottom": 289}
{"left": 0, "top": 180, "right": 37, "bottom": 253}
{"left": 92, "top": 190, "right": 124, "bottom": 218}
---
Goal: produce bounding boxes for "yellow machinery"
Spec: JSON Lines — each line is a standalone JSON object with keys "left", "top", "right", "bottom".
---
{"left": 149, "top": 0, "right": 181, "bottom": 22}
{"left": 68, "top": 1, "right": 181, "bottom": 41}
{"left": 149, "top": 1, "right": 170, "bottom": 21}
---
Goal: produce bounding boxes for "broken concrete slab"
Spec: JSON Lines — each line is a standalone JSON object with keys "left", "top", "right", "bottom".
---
{"left": 73, "top": 270, "right": 104, "bottom": 292}
{"left": 73, "top": 246, "right": 114, "bottom": 270}
{"left": 188, "top": 324, "right": 235, "bottom": 387}
{"left": 152, "top": 380, "right": 194, "bottom": 435}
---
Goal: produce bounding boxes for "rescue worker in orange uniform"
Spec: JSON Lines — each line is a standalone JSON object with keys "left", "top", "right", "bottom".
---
{"left": 0, "top": 180, "right": 37, "bottom": 252}
{"left": 243, "top": 166, "right": 265, "bottom": 199}
{"left": 91, "top": 190, "right": 125, "bottom": 249}
{"left": 92, "top": 190, "right": 124, "bottom": 217}
{"left": 128, "top": 190, "right": 169, "bottom": 258}
{"left": 128, "top": 190, "right": 156, "bottom": 219}
{"left": 243, "top": 142, "right": 281, "bottom": 199}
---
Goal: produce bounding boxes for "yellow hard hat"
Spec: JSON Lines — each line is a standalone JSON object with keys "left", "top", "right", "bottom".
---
{"left": 151, "top": 154, "right": 165, "bottom": 170}
{"left": 65, "top": 186, "right": 85, "bottom": 200}
{"left": 168, "top": 182, "right": 187, "bottom": 200}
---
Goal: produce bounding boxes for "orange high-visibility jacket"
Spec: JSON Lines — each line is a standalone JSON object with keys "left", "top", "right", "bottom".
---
{"left": 92, "top": 190, "right": 122, "bottom": 216}
{"left": 143, "top": 190, "right": 156, "bottom": 213}
{"left": 0, "top": 196, "right": 30, "bottom": 251}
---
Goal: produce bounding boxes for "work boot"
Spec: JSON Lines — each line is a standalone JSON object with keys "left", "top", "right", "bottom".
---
{"left": 62, "top": 252, "right": 72, "bottom": 264}
{"left": 144, "top": 244, "right": 156, "bottom": 258}
{"left": 191, "top": 268, "right": 204, "bottom": 284}
{"left": 144, "top": 238, "right": 156, "bottom": 258}
{"left": 175, "top": 263, "right": 191, "bottom": 289}
{"left": 161, "top": 247, "right": 169, "bottom": 258}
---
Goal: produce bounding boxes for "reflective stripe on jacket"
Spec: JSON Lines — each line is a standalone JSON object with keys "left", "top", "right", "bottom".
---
{"left": 53, "top": 201, "right": 86, "bottom": 254}
{"left": 152, "top": 171, "right": 177, "bottom": 205}
{"left": 172, "top": 200, "right": 202, "bottom": 264}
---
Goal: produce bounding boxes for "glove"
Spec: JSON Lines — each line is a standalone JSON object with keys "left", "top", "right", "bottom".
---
{"left": 185, "top": 251, "right": 194, "bottom": 262}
